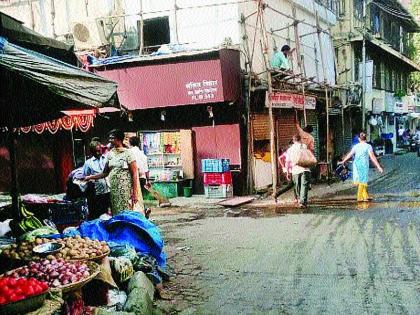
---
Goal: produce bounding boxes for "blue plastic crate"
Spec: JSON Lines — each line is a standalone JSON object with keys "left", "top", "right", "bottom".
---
{"left": 201, "top": 159, "right": 230, "bottom": 173}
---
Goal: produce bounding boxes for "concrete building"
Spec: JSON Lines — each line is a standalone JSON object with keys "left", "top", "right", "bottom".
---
{"left": 1, "top": 0, "right": 338, "bottom": 193}
{"left": 333, "top": 0, "right": 420, "bottom": 152}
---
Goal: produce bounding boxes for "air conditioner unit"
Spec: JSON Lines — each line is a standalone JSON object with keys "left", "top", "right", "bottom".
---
{"left": 71, "top": 19, "right": 108, "bottom": 51}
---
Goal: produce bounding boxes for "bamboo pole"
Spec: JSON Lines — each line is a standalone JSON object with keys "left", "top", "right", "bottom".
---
{"left": 174, "top": 0, "right": 179, "bottom": 44}
{"left": 258, "top": 1, "right": 277, "bottom": 199}
{"left": 139, "top": 0, "right": 144, "bottom": 55}
{"left": 292, "top": 5, "right": 307, "bottom": 125}
{"left": 51, "top": 0, "right": 57, "bottom": 39}
{"left": 316, "top": 12, "right": 330, "bottom": 180}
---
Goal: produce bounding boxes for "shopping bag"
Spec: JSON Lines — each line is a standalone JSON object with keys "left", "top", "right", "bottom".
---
{"left": 296, "top": 146, "right": 317, "bottom": 168}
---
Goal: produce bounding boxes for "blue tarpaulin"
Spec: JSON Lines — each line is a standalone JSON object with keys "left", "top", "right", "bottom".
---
{"left": 78, "top": 211, "right": 166, "bottom": 267}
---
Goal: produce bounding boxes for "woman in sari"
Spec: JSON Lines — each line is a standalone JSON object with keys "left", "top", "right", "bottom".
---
{"left": 341, "top": 132, "right": 383, "bottom": 201}
{"left": 84, "top": 129, "right": 145, "bottom": 216}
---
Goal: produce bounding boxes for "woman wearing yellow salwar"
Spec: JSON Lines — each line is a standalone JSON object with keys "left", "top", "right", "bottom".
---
{"left": 341, "top": 132, "right": 384, "bottom": 201}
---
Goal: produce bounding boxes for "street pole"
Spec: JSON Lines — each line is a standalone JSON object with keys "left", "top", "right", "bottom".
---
{"left": 361, "top": 0, "right": 367, "bottom": 132}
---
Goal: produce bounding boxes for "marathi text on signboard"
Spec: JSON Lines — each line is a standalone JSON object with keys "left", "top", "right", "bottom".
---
{"left": 265, "top": 92, "right": 316, "bottom": 110}
{"left": 185, "top": 80, "right": 218, "bottom": 102}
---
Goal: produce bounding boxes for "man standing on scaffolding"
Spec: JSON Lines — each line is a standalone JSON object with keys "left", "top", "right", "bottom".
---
{"left": 271, "top": 45, "right": 295, "bottom": 71}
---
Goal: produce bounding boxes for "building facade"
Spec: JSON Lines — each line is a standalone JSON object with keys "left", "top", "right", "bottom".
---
{"left": 333, "top": 0, "right": 420, "bottom": 153}
{"left": 1, "top": 0, "right": 339, "bottom": 194}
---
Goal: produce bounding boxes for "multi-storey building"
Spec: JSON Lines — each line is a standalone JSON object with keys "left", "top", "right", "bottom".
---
{"left": 1, "top": 0, "right": 338, "bottom": 193}
{"left": 333, "top": 0, "right": 420, "bottom": 152}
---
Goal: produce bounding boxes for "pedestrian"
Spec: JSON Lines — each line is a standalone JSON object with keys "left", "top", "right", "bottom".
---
{"left": 129, "top": 136, "right": 152, "bottom": 218}
{"left": 271, "top": 44, "right": 295, "bottom": 71}
{"left": 340, "top": 132, "right": 383, "bottom": 202}
{"left": 84, "top": 129, "right": 145, "bottom": 216}
{"left": 295, "top": 118, "right": 315, "bottom": 153}
{"left": 82, "top": 140, "right": 110, "bottom": 219}
{"left": 286, "top": 134, "right": 312, "bottom": 208}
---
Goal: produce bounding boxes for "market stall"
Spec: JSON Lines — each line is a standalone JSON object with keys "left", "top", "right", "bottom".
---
{"left": 137, "top": 130, "right": 194, "bottom": 199}
{"left": 0, "top": 211, "right": 167, "bottom": 314}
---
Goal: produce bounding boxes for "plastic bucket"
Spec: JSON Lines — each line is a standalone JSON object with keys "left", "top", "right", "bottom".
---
{"left": 183, "top": 187, "right": 192, "bottom": 198}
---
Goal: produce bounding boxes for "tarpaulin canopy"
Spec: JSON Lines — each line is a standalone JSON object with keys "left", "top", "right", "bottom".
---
{"left": 0, "top": 12, "right": 77, "bottom": 65}
{"left": 0, "top": 36, "right": 119, "bottom": 128}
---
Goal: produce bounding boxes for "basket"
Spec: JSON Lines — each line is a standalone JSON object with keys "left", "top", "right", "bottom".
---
{"left": 203, "top": 172, "right": 232, "bottom": 185}
{"left": 0, "top": 290, "right": 49, "bottom": 315}
{"left": 58, "top": 261, "right": 100, "bottom": 294}
{"left": 204, "top": 184, "right": 233, "bottom": 199}
{"left": 1, "top": 261, "right": 100, "bottom": 295}
{"left": 48, "top": 199, "right": 88, "bottom": 225}
{"left": 201, "top": 159, "right": 230, "bottom": 173}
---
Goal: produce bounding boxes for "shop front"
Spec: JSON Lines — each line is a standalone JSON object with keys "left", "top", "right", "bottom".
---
{"left": 92, "top": 49, "right": 245, "bottom": 196}
{"left": 251, "top": 92, "right": 317, "bottom": 191}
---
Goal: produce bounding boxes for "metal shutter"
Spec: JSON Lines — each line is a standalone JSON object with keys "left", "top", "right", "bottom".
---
{"left": 252, "top": 113, "right": 270, "bottom": 140}
{"left": 277, "top": 109, "right": 297, "bottom": 150}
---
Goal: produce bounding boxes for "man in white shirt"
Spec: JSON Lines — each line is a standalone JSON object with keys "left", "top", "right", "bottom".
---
{"left": 286, "top": 134, "right": 311, "bottom": 208}
{"left": 129, "top": 136, "right": 150, "bottom": 193}
{"left": 82, "top": 140, "right": 110, "bottom": 219}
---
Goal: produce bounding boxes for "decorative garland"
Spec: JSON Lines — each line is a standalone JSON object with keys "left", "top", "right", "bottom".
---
{"left": 16, "top": 113, "right": 96, "bottom": 134}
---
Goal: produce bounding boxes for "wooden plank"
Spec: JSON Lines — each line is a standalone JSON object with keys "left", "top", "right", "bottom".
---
{"left": 218, "top": 196, "right": 255, "bottom": 207}
{"left": 180, "top": 129, "right": 194, "bottom": 179}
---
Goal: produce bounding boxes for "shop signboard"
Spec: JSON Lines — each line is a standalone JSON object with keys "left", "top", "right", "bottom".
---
{"left": 395, "top": 98, "right": 404, "bottom": 114}
{"left": 265, "top": 92, "right": 316, "bottom": 110}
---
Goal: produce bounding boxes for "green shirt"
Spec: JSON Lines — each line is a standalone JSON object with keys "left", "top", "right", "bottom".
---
{"left": 271, "top": 51, "right": 290, "bottom": 70}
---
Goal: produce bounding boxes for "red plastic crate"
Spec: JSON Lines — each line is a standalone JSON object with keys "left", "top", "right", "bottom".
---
{"left": 203, "top": 172, "right": 232, "bottom": 185}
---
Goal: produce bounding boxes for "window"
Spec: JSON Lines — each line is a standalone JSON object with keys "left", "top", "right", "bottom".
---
{"left": 338, "top": 0, "right": 346, "bottom": 16}
{"left": 373, "top": 60, "right": 381, "bottom": 89}
{"left": 354, "top": 0, "right": 363, "bottom": 20}
{"left": 139, "top": 16, "right": 170, "bottom": 52}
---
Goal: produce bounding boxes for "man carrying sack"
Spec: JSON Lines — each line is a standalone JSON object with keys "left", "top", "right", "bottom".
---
{"left": 286, "top": 134, "right": 317, "bottom": 208}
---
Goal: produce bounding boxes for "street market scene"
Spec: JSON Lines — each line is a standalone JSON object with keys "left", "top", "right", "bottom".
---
{"left": 0, "top": 0, "right": 419, "bottom": 314}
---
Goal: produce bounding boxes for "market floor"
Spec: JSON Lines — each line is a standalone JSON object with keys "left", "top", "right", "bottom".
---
{"left": 155, "top": 154, "right": 420, "bottom": 315}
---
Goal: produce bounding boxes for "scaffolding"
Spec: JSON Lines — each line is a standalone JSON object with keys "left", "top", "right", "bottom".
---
{"left": 242, "top": 0, "right": 337, "bottom": 197}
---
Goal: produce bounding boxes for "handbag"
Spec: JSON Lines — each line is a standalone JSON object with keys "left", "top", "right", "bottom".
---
{"left": 296, "top": 145, "right": 317, "bottom": 168}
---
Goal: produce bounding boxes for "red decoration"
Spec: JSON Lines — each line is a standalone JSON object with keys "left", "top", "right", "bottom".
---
{"left": 16, "top": 113, "right": 96, "bottom": 134}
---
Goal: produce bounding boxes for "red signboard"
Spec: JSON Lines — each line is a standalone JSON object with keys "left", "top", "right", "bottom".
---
{"left": 266, "top": 92, "right": 316, "bottom": 110}
{"left": 94, "top": 54, "right": 240, "bottom": 110}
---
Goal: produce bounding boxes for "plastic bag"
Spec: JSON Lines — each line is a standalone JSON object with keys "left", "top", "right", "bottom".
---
{"left": 109, "top": 257, "right": 134, "bottom": 284}
{"left": 107, "top": 289, "right": 127, "bottom": 311}
{"left": 109, "top": 244, "right": 137, "bottom": 262}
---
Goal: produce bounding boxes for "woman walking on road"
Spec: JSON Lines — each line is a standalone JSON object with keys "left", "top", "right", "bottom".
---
{"left": 340, "top": 132, "right": 383, "bottom": 202}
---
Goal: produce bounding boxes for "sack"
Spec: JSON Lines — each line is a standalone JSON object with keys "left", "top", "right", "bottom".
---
{"left": 296, "top": 146, "right": 317, "bottom": 168}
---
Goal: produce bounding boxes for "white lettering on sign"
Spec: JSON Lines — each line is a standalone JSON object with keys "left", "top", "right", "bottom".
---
{"left": 186, "top": 80, "right": 218, "bottom": 102}
{"left": 265, "top": 92, "right": 316, "bottom": 110}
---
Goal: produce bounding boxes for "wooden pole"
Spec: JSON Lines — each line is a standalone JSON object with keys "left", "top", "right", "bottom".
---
{"left": 51, "top": 0, "right": 57, "bottom": 39}
{"left": 258, "top": 1, "right": 277, "bottom": 199}
{"left": 174, "top": 0, "right": 179, "bottom": 44}
{"left": 139, "top": 0, "right": 144, "bottom": 55}
{"left": 316, "top": 12, "right": 330, "bottom": 180}
{"left": 292, "top": 5, "right": 307, "bottom": 125}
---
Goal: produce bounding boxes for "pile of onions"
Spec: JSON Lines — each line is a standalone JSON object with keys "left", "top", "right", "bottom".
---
{"left": 6, "top": 259, "right": 90, "bottom": 288}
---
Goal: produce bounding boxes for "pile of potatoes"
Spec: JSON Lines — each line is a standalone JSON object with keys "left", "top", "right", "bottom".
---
{"left": 2, "top": 235, "right": 109, "bottom": 261}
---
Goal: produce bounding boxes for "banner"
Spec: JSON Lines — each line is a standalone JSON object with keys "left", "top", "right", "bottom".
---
{"left": 265, "top": 92, "right": 316, "bottom": 110}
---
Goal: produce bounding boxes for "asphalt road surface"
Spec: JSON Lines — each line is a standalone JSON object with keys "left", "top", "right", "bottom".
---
{"left": 157, "top": 153, "right": 420, "bottom": 314}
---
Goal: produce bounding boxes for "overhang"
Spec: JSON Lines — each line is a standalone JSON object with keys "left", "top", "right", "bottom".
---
{"left": 93, "top": 49, "right": 241, "bottom": 111}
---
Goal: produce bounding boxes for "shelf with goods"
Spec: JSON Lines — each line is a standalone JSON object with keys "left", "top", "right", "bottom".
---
{"left": 138, "top": 130, "right": 194, "bottom": 198}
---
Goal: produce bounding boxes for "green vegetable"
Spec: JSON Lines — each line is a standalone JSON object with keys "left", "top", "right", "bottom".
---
{"left": 20, "top": 227, "right": 59, "bottom": 242}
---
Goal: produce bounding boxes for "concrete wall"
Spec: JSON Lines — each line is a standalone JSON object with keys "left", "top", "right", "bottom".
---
{"left": 1, "top": 0, "right": 337, "bottom": 85}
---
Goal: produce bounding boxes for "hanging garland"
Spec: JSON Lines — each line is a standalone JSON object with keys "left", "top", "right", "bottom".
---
{"left": 15, "top": 113, "right": 96, "bottom": 134}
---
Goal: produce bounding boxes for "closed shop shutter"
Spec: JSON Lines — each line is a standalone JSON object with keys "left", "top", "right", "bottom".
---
{"left": 305, "top": 111, "right": 319, "bottom": 159}
{"left": 252, "top": 113, "right": 270, "bottom": 140}
{"left": 277, "top": 109, "right": 297, "bottom": 150}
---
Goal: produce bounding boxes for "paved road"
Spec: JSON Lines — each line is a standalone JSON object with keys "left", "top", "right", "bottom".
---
{"left": 157, "top": 154, "right": 420, "bottom": 314}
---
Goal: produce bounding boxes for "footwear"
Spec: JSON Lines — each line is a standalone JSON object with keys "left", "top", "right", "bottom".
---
{"left": 299, "top": 203, "right": 307, "bottom": 209}
{"left": 145, "top": 207, "right": 152, "bottom": 219}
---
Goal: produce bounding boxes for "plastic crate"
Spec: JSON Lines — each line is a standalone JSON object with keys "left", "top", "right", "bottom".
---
{"left": 204, "top": 184, "right": 233, "bottom": 199}
{"left": 201, "top": 159, "right": 230, "bottom": 173}
{"left": 48, "top": 199, "right": 88, "bottom": 225}
{"left": 203, "top": 172, "right": 232, "bottom": 185}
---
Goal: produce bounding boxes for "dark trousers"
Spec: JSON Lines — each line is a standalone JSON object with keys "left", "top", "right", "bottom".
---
{"left": 87, "top": 193, "right": 110, "bottom": 220}
{"left": 292, "top": 171, "right": 310, "bottom": 205}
